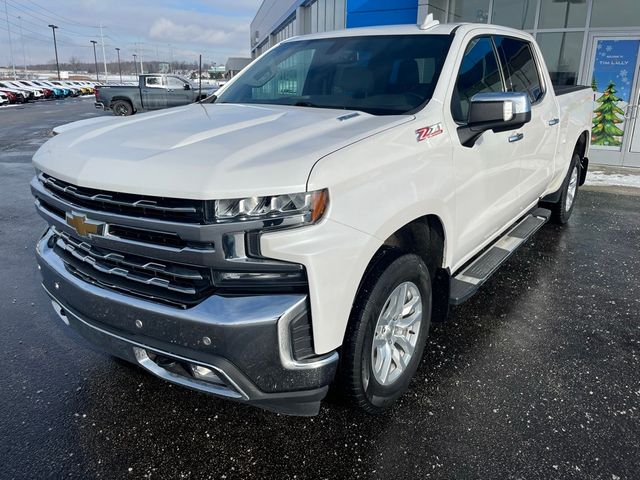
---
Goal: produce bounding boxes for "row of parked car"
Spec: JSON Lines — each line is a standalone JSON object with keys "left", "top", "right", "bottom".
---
{"left": 0, "top": 79, "right": 98, "bottom": 106}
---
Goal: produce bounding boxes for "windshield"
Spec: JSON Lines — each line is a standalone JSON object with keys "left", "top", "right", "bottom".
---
{"left": 216, "top": 34, "right": 452, "bottom": 116}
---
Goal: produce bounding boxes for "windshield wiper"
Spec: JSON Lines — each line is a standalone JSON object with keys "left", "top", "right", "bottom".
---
{"left": 293, "top": 101, "right": 320, "bottom": 108}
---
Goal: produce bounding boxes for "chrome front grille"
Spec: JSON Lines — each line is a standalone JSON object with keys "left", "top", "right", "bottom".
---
{"left": 53, "top": 230, "right": 214, "bottom": 308}
{"left": 39, "top": 173, "right": 213, "bottom": 224}
{"left": 32, "top": 173, "right": 308, "bottom": 308}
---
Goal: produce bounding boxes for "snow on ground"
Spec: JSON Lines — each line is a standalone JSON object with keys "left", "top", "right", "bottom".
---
{"left": 586, "top": 170, "right": 640, "bottom": 188}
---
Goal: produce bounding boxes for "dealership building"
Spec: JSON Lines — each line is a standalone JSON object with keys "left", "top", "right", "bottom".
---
{"left": 250, "top": 0, "right": 640, "bottom": 167}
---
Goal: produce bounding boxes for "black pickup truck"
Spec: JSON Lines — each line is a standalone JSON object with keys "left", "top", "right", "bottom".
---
{"left": 95, "top": 74, "right": 212, "bottom": 116}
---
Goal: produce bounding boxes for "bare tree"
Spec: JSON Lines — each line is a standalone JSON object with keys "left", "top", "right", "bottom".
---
{"left": 69, "top": 56, "right": 81, "bottom": 74}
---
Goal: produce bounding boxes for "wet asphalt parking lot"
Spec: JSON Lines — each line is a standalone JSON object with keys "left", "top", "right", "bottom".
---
{"left": 0, "top": 100, "right": 639, "bottom": 480}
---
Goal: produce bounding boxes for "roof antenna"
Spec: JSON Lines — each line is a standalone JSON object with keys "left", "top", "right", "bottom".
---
{"left": 419, "top": 13, "right": 440, "bottom": 30}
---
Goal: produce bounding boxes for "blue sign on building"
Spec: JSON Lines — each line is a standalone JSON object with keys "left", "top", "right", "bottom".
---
{"left": 346, "top": 0, "right": 419, "bottom": 28}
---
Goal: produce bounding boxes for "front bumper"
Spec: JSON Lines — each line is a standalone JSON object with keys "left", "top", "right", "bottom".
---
{"left": 36, "top": 230, "right": 338, "bottom": 416}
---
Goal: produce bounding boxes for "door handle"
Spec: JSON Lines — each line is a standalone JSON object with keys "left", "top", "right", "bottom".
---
{"left": 548, "top": 118, "right": 559, "bottom": 126}
{"left": 167, "top": 89, "right": 174, "bottom": 92}
{"left": 508, "top": 133, "right": 524, "bottom": 143}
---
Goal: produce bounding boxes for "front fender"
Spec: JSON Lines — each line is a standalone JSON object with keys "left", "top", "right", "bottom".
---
{"left": 307, "top": 109, "right": 456, "bottom": 267}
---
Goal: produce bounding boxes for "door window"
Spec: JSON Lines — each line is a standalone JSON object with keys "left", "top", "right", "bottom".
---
{"left": 167, "top": 76, "right": 189, "bottom": 89}
{"left": 145, "top": 76, "right": 165, "bottom": 88}
{"left": 451, "top": 36, "right": 504, "bottom": 123}
{"left": 494, "top": 36, "right": 544, "bottom": 103}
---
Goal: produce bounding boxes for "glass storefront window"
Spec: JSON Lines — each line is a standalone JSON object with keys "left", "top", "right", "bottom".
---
{"left": 427, "top": 0, "right": 449, "bottom": 23}
{"left": 310, "top": 1, "right": 318, "bottom": 33}
{"left": 449, "top": 0, "right": 489, "bottom": 23}
{"left": 492, "top": 0, "right": 537, "bottom": 30}
{"left": 539, "top": 0, "right": 587, "bottom": 29}
{"left": 318, "top": 0, "right": 326, "bottom": 31}
{"left": 335, "top": 0, "right": 346, "bottom": 29}
{"left": 591, "top": 0, "right": 640, "bottom": 28}
{"left": 326, "top": 0, "right": 335, "bottom": 30}
{"left": 536, "top": 31, "right": 584, "bottom": 85}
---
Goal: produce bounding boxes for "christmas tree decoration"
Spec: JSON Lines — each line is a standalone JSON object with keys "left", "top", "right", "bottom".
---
{"left": 592, "top": 81, "right": 625, "bottom": 147}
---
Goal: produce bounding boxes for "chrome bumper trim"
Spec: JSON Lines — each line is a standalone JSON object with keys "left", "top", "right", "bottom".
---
{"left": 43, "top": 283, "right": 248, "bottom": 400}
{"left": 278, "top": 297, "right": 339, "bottom": 370}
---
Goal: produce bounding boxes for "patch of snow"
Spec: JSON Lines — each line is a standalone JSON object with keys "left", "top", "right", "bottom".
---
{"left": 585, "top": 171, "right": 640, "bottom": 188}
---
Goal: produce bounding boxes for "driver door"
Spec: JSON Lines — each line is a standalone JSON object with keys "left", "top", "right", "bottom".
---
{"left": 449, "top": 35, "right": 524, "bottom": 268}
{"left": 166, "top": 76, "right": 193, "bottom": 107}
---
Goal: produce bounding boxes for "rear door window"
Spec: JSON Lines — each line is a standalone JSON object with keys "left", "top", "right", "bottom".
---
{"left": 145, "top": 76, "right": 165, "bottom": 88}
{"left": 494, "top": 36, "right": 544, "bottom": 103}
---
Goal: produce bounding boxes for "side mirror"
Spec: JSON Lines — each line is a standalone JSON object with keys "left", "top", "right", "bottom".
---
{"left": 184, "top": 84, "right": 191, "bottom": 90}
{"left": 457, "top": 92, "right": 532, "bottom": 147}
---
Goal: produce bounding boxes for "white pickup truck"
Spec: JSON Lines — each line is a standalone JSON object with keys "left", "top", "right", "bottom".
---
{"left": 32, "top": 20, "right": 592, "bottom": 415}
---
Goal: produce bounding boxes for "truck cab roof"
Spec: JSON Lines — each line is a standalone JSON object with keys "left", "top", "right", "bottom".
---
{"left": 280, "top": 22, "right": 534, "bottom": 43}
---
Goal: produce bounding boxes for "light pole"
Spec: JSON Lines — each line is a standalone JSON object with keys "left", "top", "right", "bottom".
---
{"left": 133, "top": 54, "right": 138, "bottom": 76}
{"left": 4, "top": 0, "right": 17, "bottom": 79}
{"left": 18, "top": 16, "right": 27, "bottom": 77}
{"left": 48, "top": 24, "right": 60, "bottom": 80}
{"left": 115, "top": 47, "right": 122, "bottom": 83}
{"left": 90, "top": 40, "right": 99, "bottom": 82}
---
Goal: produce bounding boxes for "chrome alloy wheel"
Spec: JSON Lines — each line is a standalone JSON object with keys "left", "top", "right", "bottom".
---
{"left": 371, "top": 282, "right": 423, "bottom": 386}
{"left": 565, "top": 165, "right": 579, "bottom": 212}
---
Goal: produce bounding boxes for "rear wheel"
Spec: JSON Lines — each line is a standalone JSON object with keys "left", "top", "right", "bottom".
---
{"left": 112, "top": 100, "right": 133, "bottom": 116}
{"left": 544, "top": 153, "right": 581, "bottom": 225}
{"left": 338, "top": 251, "right": 432, "bottom": 413}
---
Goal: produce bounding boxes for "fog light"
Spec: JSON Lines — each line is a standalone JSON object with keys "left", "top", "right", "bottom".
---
{"left": 190, "top": 364, "right": 223, "bottom": 384}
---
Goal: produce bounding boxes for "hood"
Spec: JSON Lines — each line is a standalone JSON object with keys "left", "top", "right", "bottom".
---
{"left": 33, "top": 103, "right": 413, "bottom": 199}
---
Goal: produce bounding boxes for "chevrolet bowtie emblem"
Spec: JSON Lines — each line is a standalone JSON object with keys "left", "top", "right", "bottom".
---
{"left": 65, "top": 212, "right": 105, "bottom": 238}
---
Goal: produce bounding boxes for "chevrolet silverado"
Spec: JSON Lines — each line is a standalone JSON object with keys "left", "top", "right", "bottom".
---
{"left": 95, "top": 74, "right": 208, "bottom": 116}
{"left": 32, "top": 20, "right": 592, "bottom": 415}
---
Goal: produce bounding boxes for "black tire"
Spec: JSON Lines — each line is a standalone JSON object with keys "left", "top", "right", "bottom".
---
{"left": 112, "top": 100, "right": 133, "bottom": 116}
{"left": 338, "top": 251, "right": 432, "bottom": 413}
{"left": 543, "top": 153, "right": 581, "bottom": 225}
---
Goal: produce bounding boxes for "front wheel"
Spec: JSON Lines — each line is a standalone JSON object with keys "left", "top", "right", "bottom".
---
{"left": 338, "top": 252, "right": 432, "bottom": 413}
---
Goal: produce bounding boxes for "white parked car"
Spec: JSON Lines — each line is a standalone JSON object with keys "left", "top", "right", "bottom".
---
{"left": 0, "top": 92, "right": 8, "bottom": 105}
{"left": 0, "top": 80, "right": 44, "bottom": 99}
{"left": 31, "top": 21, "right": 592, "bottom": 415}
{"left": 0, "top": 81, "right": 36, "bottom": 101}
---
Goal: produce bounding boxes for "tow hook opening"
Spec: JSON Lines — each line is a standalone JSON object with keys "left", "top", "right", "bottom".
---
{"left": 51, "top": 300, "right": 69, "bottom": 326}
{"left": 133, "top": 347, "right": 230, "bottom": 390}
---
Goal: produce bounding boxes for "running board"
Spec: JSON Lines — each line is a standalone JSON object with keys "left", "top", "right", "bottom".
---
{"left": 449, "top": 208, "right": 551, "bottom": 306}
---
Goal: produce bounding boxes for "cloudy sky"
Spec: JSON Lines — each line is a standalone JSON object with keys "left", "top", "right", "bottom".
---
{"left": 1, "top": 0, "right": 263, "bottom": 67}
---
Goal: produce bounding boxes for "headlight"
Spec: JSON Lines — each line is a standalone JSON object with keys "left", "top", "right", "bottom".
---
{"left": 214, "top": 189, "right": 328, "bottom": 225}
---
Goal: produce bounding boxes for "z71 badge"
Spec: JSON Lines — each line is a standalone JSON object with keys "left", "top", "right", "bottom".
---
{"left": 416, "top": 123, "right": 444, "bottom": 142}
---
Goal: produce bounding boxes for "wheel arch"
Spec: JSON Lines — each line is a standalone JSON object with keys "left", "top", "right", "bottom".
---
{"left": 349, "top": 214, "right": 451, "bottom": 334}
{"left": 574, "top": 130, "right": 590, "bottom": 186}
{"left": 381, "top": 214, "right": 446, "bottom": 276}
{"left": 109, "top": 96, "right": 134, "bottom": 108}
